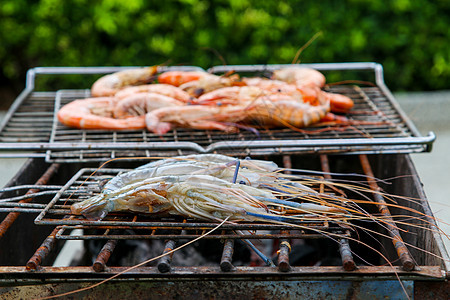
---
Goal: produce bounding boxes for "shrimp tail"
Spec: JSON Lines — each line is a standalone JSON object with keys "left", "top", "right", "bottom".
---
{"left": 222, "top": 122, "right": 260, "bottom": 136}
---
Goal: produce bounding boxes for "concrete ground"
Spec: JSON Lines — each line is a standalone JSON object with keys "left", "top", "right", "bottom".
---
{"left": 0, "top": 90, "right": 449, "bottom": 262}
{"left": 395, "top": 91, "right": 450, "bottom": 254}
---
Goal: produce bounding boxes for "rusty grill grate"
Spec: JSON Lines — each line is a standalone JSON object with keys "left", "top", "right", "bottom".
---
{"left": 0, "top": 154, "right": 448, "bottom": 300}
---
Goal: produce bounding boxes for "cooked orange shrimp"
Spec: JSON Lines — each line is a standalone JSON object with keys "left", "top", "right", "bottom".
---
{"left": 322, "top": 91, "right": 354, "bottom": 113}
{"left": 194, "top": 86, "right": 265, "bottom": 105}
{"left": 157, "top": 70, "right": 210, "bottom": 87}
{"left": 145, "top": 105, "right": 243, "bottom": 134}
{"left": 114, "top": 84, "right": 192, "bottom": 102}
{"left": 145, "top": 98, "right": 329, "bottom": 134}
{"left": 272, "top": 67, "right": 326, "bottom": 88}
{"left": 179, "top": 73, "right": 244, "bottom": 98}
{"left": 273, "top": 67, "right": 354, "bottom": 113}
{"left": 113, "top": 92, "right": 185, "bottom": 119}
{"left": 57, "top": 97, "right": 145, "bottom": 130}
{"left": 243, "top": 77, "right": 299, "bottom": 94}
{"left": 246, "top": 99, "right": 330, "bottom": 128}
{"left": 91, "top": 66, "right": 159, "bottom": 97}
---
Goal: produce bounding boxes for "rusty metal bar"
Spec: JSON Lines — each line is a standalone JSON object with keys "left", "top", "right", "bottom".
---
{"left": 26, "top": 227, "right": 59, "bottom": 270}
{"left": 282, "top": 155, "right": 292, "bottom": 173}
{"left": 320, "top": 155, "right": 356, "bottom": 271}
{"left": 278, "top": 231, "right": 291, "bottom": 272}
{"left": 359, "top": 154, "right": 415, "bottom": 271}
{"left": 319, "top": 155, "right": 332, "bottom": 180}
{"left": 0, "top": 163, "right": 60, "bottom": 240}
{"left": 158, "top": 240, "right": 176, "bottom": 273}
{"left": 92, "top": 239, "right": 118, "bottom": 272}
{"left": 339, "top": 238, "right": 356, "bottom": 271}
{"left": 220, "top": 239, "right": 235, "bottom": 272}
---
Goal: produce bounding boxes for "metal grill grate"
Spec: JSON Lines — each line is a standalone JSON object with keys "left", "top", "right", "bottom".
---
{"left": 34, "top": 167, "right": 344, "bottom": 235}
{"left": 0, "top": 63, "right": 435, "bottom": 161}
{"left": 0, "top": 91, "right": 55, "bottom": 143}
{"left": 44, "top": 84, "right": 428, "bottom": 162}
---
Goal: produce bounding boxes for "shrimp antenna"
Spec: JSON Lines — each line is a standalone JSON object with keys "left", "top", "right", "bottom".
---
{"left": 292, "top": 31, "right": 323, "bottom": 64}
{"left": 201, "top": 47, "right": 228, "bottom": 66}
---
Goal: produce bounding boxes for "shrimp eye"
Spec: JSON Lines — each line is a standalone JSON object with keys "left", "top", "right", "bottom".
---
{"left": 194, "top": 88, "right": 204, "bottom": 97}
{"left": 239, "top": 180, "right": 246, "bottom": 185}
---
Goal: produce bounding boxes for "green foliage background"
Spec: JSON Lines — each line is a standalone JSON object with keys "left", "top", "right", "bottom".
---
{"left": 1, "top": 0, "right": 449, "bottom": 95}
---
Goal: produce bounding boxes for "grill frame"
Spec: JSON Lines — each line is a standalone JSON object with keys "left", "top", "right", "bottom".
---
{"left": 0, "top": 154, "right": 448, "bottom": 298}
{"left": 0, "top": 63, "right": 447, "bottom": 298}
{"left": 0, "top": 63, "right": 435, "bottom": 162}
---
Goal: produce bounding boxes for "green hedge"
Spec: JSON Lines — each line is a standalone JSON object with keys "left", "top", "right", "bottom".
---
{"left": 1, "top": 0, "right": 449, "bottom": 92}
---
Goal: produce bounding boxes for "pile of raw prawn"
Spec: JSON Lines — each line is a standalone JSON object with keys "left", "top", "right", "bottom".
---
{"left": 71, "top": 154, "right": 350, "bottom": 223}
{"left": 57, "top": 66, "right": 355, "bottom": 134}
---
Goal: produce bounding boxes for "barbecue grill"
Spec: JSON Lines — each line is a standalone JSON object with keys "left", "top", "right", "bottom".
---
{"left": 0, "top": 63, "right": 448, "bottom": 299}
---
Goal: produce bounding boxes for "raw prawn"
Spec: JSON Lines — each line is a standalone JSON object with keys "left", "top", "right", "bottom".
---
{"left": 136, "top": 153, "right": 278, "bottom": 172}
{"left": 114, "top": 84, "right": 192, "bottom": 103}
{"left": 71, "top": 172, "right": 343, "bottom": 222}
{"left": 104, "top": 154, "right": 281, "bottom": 193}
{"left": 113, "top": 92, "right": 184, "bottom": 119}
{"left": 57, "top": 97, "right": 145, "bottom": 130}
{"left": 91, "top": 66, "right": 159, "bottom": 97}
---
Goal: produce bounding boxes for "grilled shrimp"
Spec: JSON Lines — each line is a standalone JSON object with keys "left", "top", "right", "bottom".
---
{"left": 179, "top": 73, "right": 244, "bottom": 98}
{"left": 244, "top": 99, "right": 330, "bottom": 128}
{"left": 114, "top": 84, "right": 192, "bottom": 103}
{"left": 91, "top": 66, "right": 159, "bottom": 97}
{"left": 57, "top": 97, "right": 145, "bottom": 130}
{"left": 323, "top": 91, "right": 354, "bottom": 113}
{"left": 145, "top": 105, "right": 244, "bottom": 134}
{"left": 193, "top": 86, "right": 265, "bottom": 106}
{"left": 243, "top": 78, "right": 299, "bottom": 95}
{"left": 113, "top": 92, "right": 184, "bottom": 119}
{"left": 273, "top": 67, "right": 354, "bottom": 113}
{"left": 145, "top": 97, "right": 329, "bottom": 134}
{"left": 272, "top": 67, "right": 326, "bottom": 88}
{"left": 157, "top": 70, "right": 210, "bottom": 87}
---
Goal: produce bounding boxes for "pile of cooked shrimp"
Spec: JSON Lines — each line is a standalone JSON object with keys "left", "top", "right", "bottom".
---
{"left": 57, "top": 66, "right": 354, "bottom": 133}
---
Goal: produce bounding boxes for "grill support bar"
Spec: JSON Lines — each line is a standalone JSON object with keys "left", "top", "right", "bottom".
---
{"left": 320, "top": 154, "right": 357, "bottom": 270}
{"left": 93, "top": 239, "right": 118, "bottom": 272}
{"left": 220, "top": 239, "right": 235, "bottom": 272}
{"left": 158, "top": 240, "right": 176, "bottom": 273}
{"left": 26, "top": 227, "right": 59, "bottom": 270}
{"left": 359, "top": 154, "right": 415, "bottom": 271}
{"left": 0, "top": 163, "right": 60, "bottom": 239}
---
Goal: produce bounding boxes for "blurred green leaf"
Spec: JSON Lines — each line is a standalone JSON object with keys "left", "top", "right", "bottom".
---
{"left": 0, "top": 0, "right": 449, "bottom": 91}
